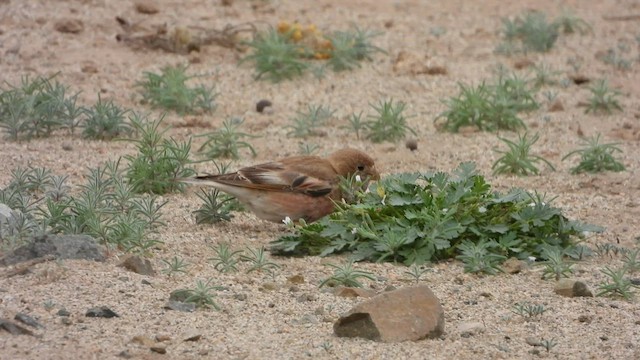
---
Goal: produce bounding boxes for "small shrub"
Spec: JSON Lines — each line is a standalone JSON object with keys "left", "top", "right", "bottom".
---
{"left": 286, "top": 104, "right": 335, "bottom": 137}
{"left": 326, "top": 27, "right": 385, "bottom": 72}
{"left": 242, "top": 28, "right": 309, "bottom": 82}
{"left": 365, "top": 99, "right": 416, "bottom": 143}
{"left": 585, "top": 80, "right": 623, "bottom": 114}
{"left": 492, "top": 132, "right": 555, "bottom": 176}
{"left": 319, "top": 259, "right": 376, "bottom": 288}
{"left": 197, "top": 117, "right": 257, "bottom": 159}
{"left": 498, "top": 11, "right": 559, "bottom": 53}
{"left": 82, "top": 95, "right": 132, "bottom": 140}
{"left": 562, "top": 134, "right": 625, "bottom": 174}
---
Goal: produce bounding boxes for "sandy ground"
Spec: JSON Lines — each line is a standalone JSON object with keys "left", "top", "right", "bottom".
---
{"left": 1, "top": 0, "right": 640, "bottom": 359}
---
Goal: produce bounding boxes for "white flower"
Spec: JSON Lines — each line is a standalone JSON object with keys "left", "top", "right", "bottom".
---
{"left": 282, "top": 216, "right": 293, "bottom": 226}
{"left": 351, "top": 228, "right": 358, "bottom": 234}
{"left": 478, "top": 206, "right": 487, "bottom": 213}
{"left": 528, "top": 256, "right": 537, "bottom": 262}
{"left": 355, "top": 175, "right": 362, "bottom": 183}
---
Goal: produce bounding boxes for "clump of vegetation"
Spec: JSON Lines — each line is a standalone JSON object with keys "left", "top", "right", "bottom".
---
{"left": 365, "top": 99, "right": 416, "bottom": 143}
{"left": 0, "top": 74, "right": 84, "bottom": 140}
{"left": 162, "top": 256, "right": 190, "bottom": 275}
{"left": 585, "top": 80, "right": 623, "bottom": 114}
{"left": 512, "top": 303, "right": 547, "bottom": 319}
{"left": 1, "top": 162, "right": 166, "bottom": 254}
{"left": 539, "top": 246, "right": 574, "bottom": 280}
{"left": 242, "top": 24, "right": 385, "bottom": 82}
{"left": 497, "top": 10, "right": 590, "bottom": 55}
{"left": 82, "top": 95, "right": 133, "bottom": 140}
{"left": 272, "top": 162, "right": 602, "bottom": 266}
{"left": 562, "top": 134, "right": 625, "bottom": 174}
{"left": 240, "top": 247, "right": 281, "bottom": 275}
{"left": 193, "top": 189, "right": 237, "bottom": 224}
{"left": 137, "top": 64, "right": 216, "bottom": 114}
{"left": 597, "top": 266, "right": 637, "bottom": 300}
{"left": 124, "top": 115, "right": 195, "bottom": 195}
{"left": 209, "top": 243, "right": 243, "bottom": 273}
{"left": 197, "top": 118, "right": 257, "bottom": 159}
{"left": 319, "top": 259, "right": 376, "bottom": 288}
{"left": 492, "top": 132, "right": 555, "bottom": 176}
{"left": 173, "top": 279, "right": 223, "bottom": 310}
{"left": 286, "top": 104, "right": 335, "bottom": 137}
{"left": 456, "top": 240, "right": 506, "bottom": 274}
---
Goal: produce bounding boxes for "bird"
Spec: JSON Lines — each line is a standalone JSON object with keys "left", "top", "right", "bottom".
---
{"left": 179, "top": 148, "right": 380, "bottom": 223}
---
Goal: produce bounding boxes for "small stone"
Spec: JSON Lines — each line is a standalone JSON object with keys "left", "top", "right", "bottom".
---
{"left": 526, "top": 337, "right": 542, "bottom": 347}
{"left": 164, "top": 300, "right": 195, "bottom": 313}
{"left": 221, "top": 0, "right": 233, "bottom": 6}
{"left": 61, "top": 143, "right": 73, "bottom": 151}
{"left": 554, "top": 279, "right": 593, "bottom": 298}
{"left": 14, "top": 313, "right": 43, "bottom": 328}
{"left": 333, "top": 287, "right": 376, "bottom": 298}
{"left": 548, "top": 99, "right": 564, "bottom": 112}
{"left": 233, "top": 293, "right": 247, "bottom": 301}
{"left": 86, "top": 306, "right": 119, "bottom": 318}
{"left": 81, "top": 63, "right": 98, "bottom": 74}
{"left": 578, "top": 314, "right": 592, "bottom": 323}
{"left": 155, "top": 334, "right": 171, "bottom": 342}
{"left": 54, "top": 19, "right": 84, "bottom": 34}
{"left": 0, "top": 319, "right": 34, "bottom": 336}
{"left": 256, "top": 99, "right": 272, "bottom": 113}
{"left": 334, "top": 285, "right": 444, "bottom": 342}
{"left": 119, "top": 255, "right": 155, "bottom": 276}
{"left": 458, "top": 321, "right": 485, "bottom": 337}
{"left": 135, "top": 0, "right": 159, "bottom": 14}
{"left": 405, "top": 138, "right": 418, "bottom": 151}
{"left": 183, "top": 332, "right": 202, "bottom": 342}
{"left": 569, "top": 74, "right": 590, "bottom": 85}
{"left": 261, "top": 282, "right": 278, "bottom": 291}
{"left": 296, "top": 293, "right": 317, "bottom": 302}
{"left": 117, "top": 350, "right": 133, "bottom": 359}
{"left": 61, "top": 317, "right": 72, "bottom": 325}
{"left": 513, "top": 58, "right": 535, "bottom": 69}
{"left": 287, "top": 274, "right": 305, "bottom": 284}
{"left": 131, "top": 335, "right": 155, "bottom": 347}
{"left": 57, "top": 309, "right": 70, "bottom": 317}
{"left": 501, "top": 257, "right": 526, "bottom": 274}
{"left": 150, "top": 346, "right": 166, "bottom": 354}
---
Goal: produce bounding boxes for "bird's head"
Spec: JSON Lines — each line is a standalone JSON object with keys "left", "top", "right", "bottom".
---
{"left": 328, "top": 148, "right": 380, "bottom": 182}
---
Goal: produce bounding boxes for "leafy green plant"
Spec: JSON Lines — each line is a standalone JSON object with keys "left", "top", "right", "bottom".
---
{"left": 403, "top": 263, "right": 431, "bottom": 284}
{"left": 242, "top": 28, "right": 309, "bottom": 82}
{"left": 124, "top": 114, "right": 195, "bottom": 194}
{"left": 456, "top": 240, "right": 506, "bottom": 274}
{"left": 326, "top": 26, "right": 385, "bottom": 72}
{"left": 562, "top": 134, "right": 625, "bottom": 174}
{"left": 512, "top": 303, "right": 547, "bottom": 319}
{"left": 193, "top": 189, "right": 236, "bottom": 224}
{"left": 162, "top": 256, "right": 190, "bottom": 275}
{"left": 286, "top": 104, "right": 335, "bottom": 137}
{"left": 541, "top": 338, "right": 558, "bottom": 352}
{"left": 492, "top": 132, "right": 555, "bottom": 176}
{"left": 597, "top": 266, "right": 636, "bottom": 300}
{"left": 498, "top": 11, "right": 560, "bottom": 53}
{"left": 197, "top": 117, "right": 257, "bottom": 159}
{"left": 436, "top": 82, "right": 525, "bottom": 132}
{"left": 623, "top": 248, "right": 640, "bottom": 273}
{"left": 555, "top": 9, "right": 591, "bottom": 34}
{"left": 137, "top": 64, "right": 216, "bottom": 114}
{"left": 319, "top": 259, "right": 376, "bottom": 288}
{"left": 342, "top": 111, "right": 366, "bottom": 140}
{"left": 585, "top": 80, "right": 623, "bottom": 114}
{"left": 365, "top": 99, "right": 416, "bottom": 143}
{"left": 82, "top": 95, "right": 132, "bottom": 140}
{"left": 493, "top": 73, "right": 539, "bottom": 112}
{"left": 531, "top": 63, "right": 560, "bottom": 88}
{"left": 298, "top": 143, "right": 319, "bottom": 155}
{"left": 209, "top": 243, "right": 243, "bottom": 273}
{"left": 240, "top": 247, "right": 280, "bottom": 274}
{"left": 271, "top": 162, "right": 602, "bottom": 266}
{"left": 539, "top": 246, "right": 574, "bottom": 280}
{"left": 0, "top": 74, "right": 83, "bottom": 140}
{"left": 175, "top": 279, "right": 222, "bottom": 309}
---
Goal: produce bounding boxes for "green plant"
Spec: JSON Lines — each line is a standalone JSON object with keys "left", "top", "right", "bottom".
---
{"left": 562, "top": 134, "right": 625, "bottom": 174}
{"left": 176, "top": 279, "right": 222, "bottom": 309}
{"left": 271, "top": 162, "right": 602, "bottom": 266}
{"left": 43, "top": 300, "right": 56, "bottom": 311}
{"left": 456, "top": 240, "right": 506, "bottom": 274}
{"left": 0, "top": 74, "right": 83, "bottom": 140}
{"left": 242, "top": 28, "right": 309, "bottom": 82}
{"left": 298, "top": 143, "right": 319, "bottom": 155}
{"left": 326, "top": 26, "right": 385, "bottom": 72}
{"left": 286, "top": 104, "right": 335, "bottom": 137}
{"left": 597, "top": 266, "right": 636, "bottom": 300}
{"left": 600, "top": 47, "right": 633, "bottom": 70}
{"left": 539, "top": 246, "right": 574, "bottom": 280}
{"left": 498, "top": 11, "right": 559, "bottom": 53}
{"left": 623, "top": 248, "right": 640, "bottom": 273}
{"left": 193, "top": 189, "right": 236, "bottom": 224}
{"left": 209, "top": 243, "right": 243, "bottom": 273}
{"left": 403, "top": 263, "right": 431, "bottom": 284}
{"left": 365, "top": 99, "right": 416, "bottom": 143}
{"left": 555, "top": 9, "right": 591, "bottom": 34}
{"left": 492, "top": 132, "right": 555, "bottom": 176}
{"left": 531, "top": 63, "right": 560, "bottom": 88}
{"left": 585, "top": 80, "right": 623, "bottom": 114}
{"left": 436, "top": 82, "right": 525, "bottom": 132}
{"left": 493, "top": 73, "right": 539, "bottom": 112}
{"left": 162, "top": 256, "right": 190, "bottom": 275}
{"left": 197, "top": 117, "right": 257, "bottom": 159}
{"left": 240, "top": 247, "right": 280, "bottom": 274}
{"left": 342, "top": 112, "right": 366, "bottom": 140}
{"left": 319, "top": 259, "right": 376, "bottom": 288}
{"left": 512, "top": 303, "right": 547, "bottom": 319}
{"left": 82, "top": 95, "right": 132, "bottom": 140}
{"left": 124, "top": 114, "right": 196, "bottom": 194}
{"left": 137, "top": 64, "right": 216, "bottom": 114}
{"left": 541, "top": 338, "right": 558, "bottom": 352}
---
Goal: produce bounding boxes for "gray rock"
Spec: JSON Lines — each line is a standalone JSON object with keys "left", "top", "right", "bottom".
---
{"left": 554, "top": 279, "right": 593, "bottom": 297}
{"left": 1, "top": 234, "right": 106, "bottom": 266}
{"left": 458, "top": 321, "right": 484, "bottom": 337}
{"left": 86, "top": 306, "right": 119, "bottom": 318}
{"left": 334, "top": 285, "right": 444, "bottom": 342}
{"left": 118, "top": 255, "right": 155, "bottom": 276}
{"left": 0, "top": 319, "right": 35, "bottom": 336}
{"left": 14, "top": 313, "right": 43, "bottom": 329}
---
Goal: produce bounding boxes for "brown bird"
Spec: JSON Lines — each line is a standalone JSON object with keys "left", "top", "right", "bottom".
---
{"left": 180, "top": 148, "right": 380, "bottom": 223}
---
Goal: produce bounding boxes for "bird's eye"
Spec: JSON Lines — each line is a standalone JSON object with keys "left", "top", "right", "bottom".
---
{"left": 357, "top": 165, "right": 365, "bottom": 171}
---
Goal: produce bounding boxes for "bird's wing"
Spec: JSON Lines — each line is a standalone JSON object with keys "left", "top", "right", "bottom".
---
{"left": 194, "top": 160, "right": 336, "bottom": 197}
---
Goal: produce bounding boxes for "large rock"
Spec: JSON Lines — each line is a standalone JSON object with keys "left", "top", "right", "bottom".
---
{"left": 334, "top": 285, "right": 444, "bottom": 342}
{"left": 1, "top": 234, "right": 106, "bottom": 266}
{"left": 554, "top": 279, "right": 593, "bottom": 297}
